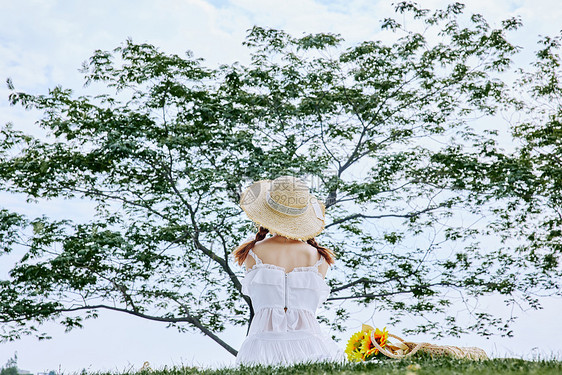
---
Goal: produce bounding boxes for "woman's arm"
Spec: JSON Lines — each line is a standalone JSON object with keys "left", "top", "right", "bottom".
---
{"left": 318, "top": 260, "right": 329, "bottom": 279}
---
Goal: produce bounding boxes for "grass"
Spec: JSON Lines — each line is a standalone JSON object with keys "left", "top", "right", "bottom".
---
{"left": 98, "top": 356, "right": 562, "bottom": 375}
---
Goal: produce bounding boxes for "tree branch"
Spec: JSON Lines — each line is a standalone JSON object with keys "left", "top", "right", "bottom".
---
{"left": 327, "top": 282, "right": 459, "bottom": 301}
{"left": 325, "top": 204, "right": 445, "bottom": 229}
{"left": 52, "top": 304, "right": 239, "bottom": 356}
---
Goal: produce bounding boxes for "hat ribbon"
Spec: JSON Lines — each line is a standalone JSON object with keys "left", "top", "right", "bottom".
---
{"left": 265, "top": 190, "right": 324, "bottom": 221}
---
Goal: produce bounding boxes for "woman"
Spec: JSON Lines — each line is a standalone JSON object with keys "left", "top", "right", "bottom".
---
{"left": 232, "top": 175, "right": 346, "bottom": 366}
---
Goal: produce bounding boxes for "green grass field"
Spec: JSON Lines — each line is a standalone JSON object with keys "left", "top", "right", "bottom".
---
{"left": 105, "top": 356, "right": 562, "bottom": 375}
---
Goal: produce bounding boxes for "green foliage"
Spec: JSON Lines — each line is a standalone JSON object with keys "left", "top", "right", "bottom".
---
{"left": 0, "top": 354, "right": 18, "bottom": 375}
{"left": 0, "top": 1, "right": 560, "bottom": 356}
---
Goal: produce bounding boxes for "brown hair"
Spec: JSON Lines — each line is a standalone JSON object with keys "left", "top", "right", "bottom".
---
{"left": 232, "top": 226, "right": 336, "bottom": 266}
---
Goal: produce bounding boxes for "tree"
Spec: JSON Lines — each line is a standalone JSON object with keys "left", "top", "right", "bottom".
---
{"left": 494, "top": 32, "right": 562, "bottom": 293}
{"left": 1, "top": 2, "right": 559, "bottom": 356}
{"left": 0, "top": 354, "right": 18, "bottom": 375}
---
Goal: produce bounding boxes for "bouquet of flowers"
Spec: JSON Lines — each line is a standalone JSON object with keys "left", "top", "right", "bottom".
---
{"left": 345, "top": 324, "right": 391, "bottom": 361}
{"left": 345, "top": 324, "right": 488, "bottom": 361}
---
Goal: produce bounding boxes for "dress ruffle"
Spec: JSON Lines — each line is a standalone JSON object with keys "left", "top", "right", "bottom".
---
{"left": 235, "top": 329, "right": 347, "bottom": 366}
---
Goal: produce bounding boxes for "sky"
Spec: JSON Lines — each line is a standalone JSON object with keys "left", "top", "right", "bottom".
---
{"left": 1, "top": 0, "right": 562, "bottom": 373}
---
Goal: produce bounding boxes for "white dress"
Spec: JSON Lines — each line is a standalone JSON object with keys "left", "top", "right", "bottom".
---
{"left": 235, "top": 249, "right": 346, "bottom": 366}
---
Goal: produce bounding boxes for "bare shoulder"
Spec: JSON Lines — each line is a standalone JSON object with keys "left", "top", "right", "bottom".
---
{"left": 251, "top": 237, "right": 272, "bottom": 254}
{"left": 242, "top": 251, "right": 256, "bottom": 272}
{"left": 303, "top": 242, "right": 331, "bottom": 279}
{"left": 318, "top": 258, "right": 330, "bottom": 279}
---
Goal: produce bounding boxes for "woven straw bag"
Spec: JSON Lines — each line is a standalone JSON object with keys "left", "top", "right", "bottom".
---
{"left": 370, "top": 331, "right": 488, "bottom": 360}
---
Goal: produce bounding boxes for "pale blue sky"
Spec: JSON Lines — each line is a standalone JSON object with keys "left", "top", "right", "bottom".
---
{"left": 1, "top": 0, "right": 561, "bottom": 373}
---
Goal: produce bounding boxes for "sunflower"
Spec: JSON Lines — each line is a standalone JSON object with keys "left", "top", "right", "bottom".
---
{"left": 362, "top": 327, "right": 388, "bottom": 359}
{"left": 345, "top": 331, "right": 367, "bottom": 362}
{"left": 347, "top": 325, "right": 392, "bottom": 362}
{"left": 360, "top": 334, "right": 378, "bottom": 359}
{"left": 373, "top": 327, "right": 389, "bottom": 349}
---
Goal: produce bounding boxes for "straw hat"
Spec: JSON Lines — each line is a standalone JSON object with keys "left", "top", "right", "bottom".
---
{"left": 239, "top": 175, "right": 326, "bottom": 241}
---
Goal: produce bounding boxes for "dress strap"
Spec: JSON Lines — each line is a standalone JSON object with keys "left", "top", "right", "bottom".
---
{"left": 248, "top": 249, "right": 263, "bottom": 265}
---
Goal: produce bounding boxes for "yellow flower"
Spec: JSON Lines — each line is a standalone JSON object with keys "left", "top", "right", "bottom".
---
{"left": 360, "top": 334, "right": 378, "bottom": 359}
{"left": 373, "top": 327, "right": 389, "bottom": 349}
{"left": 345, "top": 331, "right": 366, "bottom": 362}
{"left": 347, "top": 325, "right": 390, "bottom": 362}
{"left": 349, "top": 348, "right": 365, "bottom": 362}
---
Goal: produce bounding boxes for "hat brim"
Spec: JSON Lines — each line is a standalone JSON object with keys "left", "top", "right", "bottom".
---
{"left": 239, "top": 179, "right": 326, "bottom": 241}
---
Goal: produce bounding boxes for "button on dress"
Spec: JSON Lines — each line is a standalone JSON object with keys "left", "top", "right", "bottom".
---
{"left": 235, "top": 249, "right": 346, "bottom": 366}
